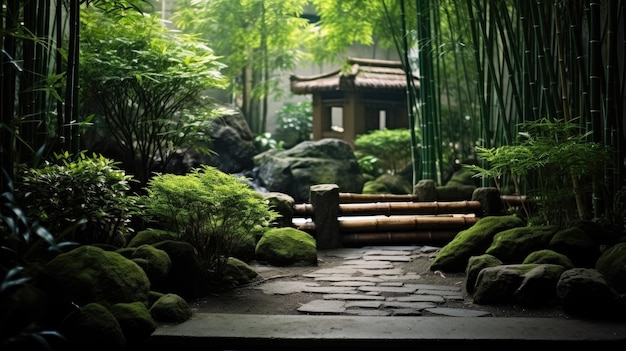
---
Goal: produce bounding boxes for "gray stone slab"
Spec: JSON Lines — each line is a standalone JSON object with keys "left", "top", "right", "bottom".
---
{"left": 363, "top": 250, "right": 414, "bottom": 256}
{"left": 381, "top": 301, "right": 437, "bottom": 309}
{"left": 302, "top": 286, "right": 357, "bottom": 294}
{"left": 390, "top": 308, "right": 423, "bottom": 316}
{"left": 150, "top": 313, "right": 626, "bottom": 345}
{"left": 387, "top": 295, "right": 446, "bottom": 303}
{"left": 297, "top": 299, "right": 346, "bottom": 314}
{"left": 414, "top": 289, "right": 464, "bottom": 297}
{"left": 254, "top": 281, "right": 320, "bottom": 295}
{"left": 308, "top": 267, "right": 359, "bottom": 274}
{"left": 425, "top": 307, "right": 492, "bottom": 317}
{"left": 407, "top": 284, "right": 462, "bottom": 291}
{"left": 344, "top": 300, "right": 383, "bottom": 309}
{"left": 330, "top": 281, "right": 377, "bottom": 287}
{"left": 357, "top": 268, "right": 404, "bottom": 275}
{"left": 323, "top": 294, "right": 385, "bottom": 300}
{"left": 362, "top": 255, "right": 412, "bottom": 262}
{"left": 344, "top": 309, "right": 392, "bottom": 316}
{"left": 362, "top": 245, "right": 421, "bottom": 252}
{"left": 312, "top": 275, "right": 384, "bottom": 282}
{"left": 378, "top": 281, "right": 404, "bottom": 287}
{"left": 340, "top": 259, "right": 394, "bottom": 269}
{"left": 357, "top": 285, "right": 418, "bottom": 294}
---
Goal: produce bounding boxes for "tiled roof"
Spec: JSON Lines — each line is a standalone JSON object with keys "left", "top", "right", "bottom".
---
{"left": 290, "top": 57, "right": 419, "bottom": 94}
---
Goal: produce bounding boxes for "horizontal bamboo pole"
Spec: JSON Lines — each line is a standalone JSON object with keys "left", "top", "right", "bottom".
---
{"left": 293, "top": 201, "right": 481, "bottom": 218}
{"left": 338, "top": 216, "right": 478, "bottom": 233}
{"left": 338, "top": 201, "right": 481, "bottom": 216}
{"left": 338, "top": 193, "right": 420, "bottom": 203}
{"left": 293, "top": 203, "right": 314, "bottom": 218}
{"left": 500, "top": 195, "right": 529, "bottom": 206}
{"left": 341, "top": 230, "right": 458, "bottom": 247}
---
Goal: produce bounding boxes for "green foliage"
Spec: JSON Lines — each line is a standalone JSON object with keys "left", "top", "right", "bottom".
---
{"left": 254, "top": 132, "right": 285, "bottom": 152}
{"left": 1, "top": 176, "right": 73, "bottom": 350}
{"left": 79, "top": 7, "right": 227, "bottom": 187}
{"left": 140, "top": 166, "right": 279, "bottom": 279}
{"left": 469, "top": 118, "right": 613, "bottom": 226}
{"left": 171, "top": 0, "right": 314, "bottom": 133}
{"left": 356, "top": 155, "right": 382, "bottom": 178}
{"left": 15, "top": 152, "right": 138, "bottom": 247}
{"left": 275, "top": 101, "right": 313, "bottom": 146}
{"left": 355, "top": 128, "right": 417, "bottom": 175}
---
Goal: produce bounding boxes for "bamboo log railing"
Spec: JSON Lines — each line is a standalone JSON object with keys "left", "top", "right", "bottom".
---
{"left": 292, "top": 187, "right": 524, "bottom": 248}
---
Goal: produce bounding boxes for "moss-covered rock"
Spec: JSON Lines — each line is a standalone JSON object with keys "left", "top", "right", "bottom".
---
{"left": 549, "top": 226, "right": 599, "bottom": 267}
{"left": 465, "top": 254, "right": 503, "bottom": 294}
{"left": 41, "top": 245, "right": 150, "bottom": 308}
{"left": 152, "top": 240, "right": 206, "bottom": 299}
{"left": 363, "top": 174, "right": 412, "bottom": 195}
{"left": 430, "top": 215, "right": 525, "bottom": 272}
{"left": 523, "top": 249, "right": 575, "bottom": 269}
{"left": 486, "top": 225, "right": 560, "bottom": 263}
{"left": 255, "top": 227, "right": 317, "bottom": 266}
{"left": 595, "top": 242, "right": 626, "bottom": 294}
{"left": 262, "top": 192, "right": 295, "bottom": 227}
{"left": 59, "top": 302, "right": 125, "bottom": 351}
{"left": 149, "top": 293, "right": 192, "bottom": 323}
{"left": 128, "top": 228, "right": 178, "bottom": 247}
{"left": 222, "top": 257, "right": 259, "bottom": 286}
{"left": 110, "top": 301, "right": 156, "bottom": 344}
{"left": 129, "top": 244, "right": 172, "bottom": 288}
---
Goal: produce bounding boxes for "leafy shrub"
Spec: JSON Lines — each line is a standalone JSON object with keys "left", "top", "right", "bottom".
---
{"left": 469, "top": 118, "right": 613, "bottom": 226}
{"left": 140, "top": 166, "right": 279, "bottom": 279}
{"left": 1, "top": 177, "right": 69, "bottom": 350}
{"left": 254, "top": 132, "right": 284, "bottom": 152}
{"left": 15, "top": 152, "right": 138, "bottom": 247}
{"left": 274, "top": 101, "right": 313, "bottom": 148}
{"left": 355, "top": 128, "right": 416, "bottom": 175}
{"left": 80, "top": 8, "right": 227, "bottom": 188}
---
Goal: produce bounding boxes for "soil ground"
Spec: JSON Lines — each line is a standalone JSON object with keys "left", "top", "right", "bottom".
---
{"left": 188, "top": 248, "right": 571, "bottom": 319}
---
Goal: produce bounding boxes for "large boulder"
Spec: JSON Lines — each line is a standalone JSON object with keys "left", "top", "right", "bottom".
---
{"left": 595, "top": 242, "right": 626, "bottom": 294}
{"left": 59, "top": 302, "right": 126, "bottom": 351}
{"left": 109, "top": 301, "right": 157, "bottom": 346}
{"left": 40, "top": 246, "right": 151, "bottom": 309}
{"left": 149, "top": 293, "right": 193, "bottom": 323}
{"left": 556, "top": 268, "right": 626, "bottom": 319}
{"left": 429, "top": 215, "right": 526, "bottom": 272}
{"left": 435, "top": 216, "right": 626, "bottom": 320}
{"left": 472, "top": 264, "right": 565, "bottom": 306}
{"left": 204, "top": 111, "right": 257, "bottom": 173}
{"left": 255, "top": 227, "right": 318, "bottom": 266}
{"left": 151, "top": 240, "right": 206, "bottom": 299}
{"left": 253, "top": 138, "right": 365, "bottom": 202}
{"left": 485, "top": 225, "right": 560, "bottom": 263}
{"left": 162, "top": 110, "right": 257, "bottom": 175}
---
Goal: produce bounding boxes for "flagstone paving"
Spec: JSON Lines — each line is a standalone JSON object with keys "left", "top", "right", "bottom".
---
{"left": 252, "top": 245, "right": 493, "bottom": 317}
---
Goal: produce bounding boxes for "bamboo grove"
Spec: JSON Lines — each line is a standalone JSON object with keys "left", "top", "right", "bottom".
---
{"left": 1, "top": 0, "right": 625, "bottom": 227}
{"left": 391, "top": 0, "right": 625, "bottom": 225}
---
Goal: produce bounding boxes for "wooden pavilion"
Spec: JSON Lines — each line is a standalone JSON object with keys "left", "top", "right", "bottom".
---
{"left": 289, "top": 57, "right": 420, "bottom": 148}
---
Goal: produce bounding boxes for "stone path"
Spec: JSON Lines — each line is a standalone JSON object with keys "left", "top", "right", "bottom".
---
{"left": 252, "top": 245, "right": 493, "bottom": 317}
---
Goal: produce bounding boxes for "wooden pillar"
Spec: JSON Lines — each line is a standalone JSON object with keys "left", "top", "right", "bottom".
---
{"left": 342, "top": 92, "right": 365, "bottom": 148}
{"left": 312, "top": 94, "right": 325, "bottom": 141}
{"left": 309, "top": 184, "right": 342, "bottom": 249}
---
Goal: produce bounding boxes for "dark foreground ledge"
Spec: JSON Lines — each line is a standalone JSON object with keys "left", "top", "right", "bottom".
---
{"left": 144, "top": 313, "right": 626, "bottom": 350}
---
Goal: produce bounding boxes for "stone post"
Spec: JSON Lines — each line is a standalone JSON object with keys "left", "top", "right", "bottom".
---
{"left": 471, "top": 187, "right": 504, "bottom": 217}
{"left": 309, "top": 184, "right": 342, "bottom": 249}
